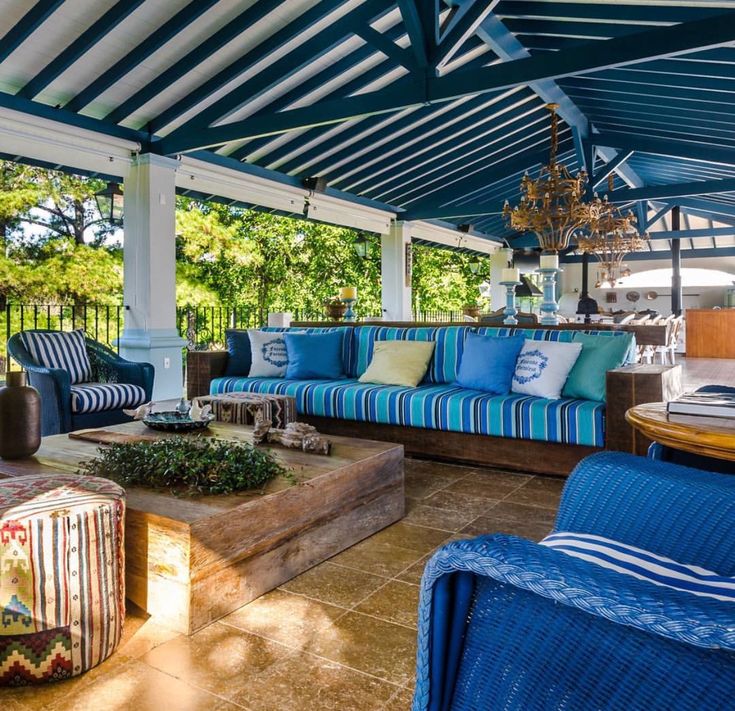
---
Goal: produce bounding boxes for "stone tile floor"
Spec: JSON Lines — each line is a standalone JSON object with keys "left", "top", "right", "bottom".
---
{"left": 1, "top": 459, "right": 563, "bottom": 711}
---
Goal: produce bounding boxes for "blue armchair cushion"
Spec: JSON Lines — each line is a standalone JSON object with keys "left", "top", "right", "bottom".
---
{"left": 20, "top": 329, "right": 92, "bottom": 383}
{"left": 71, "top": 383, "right": 147, "bottom": 414}
{"left": 455, "top": 333, "right": 525, "bottom": 394}
{"left": 284, "top": 331, "right": 345, "bottom": 380}
{"left": 223, "top": 329, "right": 252, "bottom": 377}
{"left": 542, "top": 532, "right": 735, "bottom": 602}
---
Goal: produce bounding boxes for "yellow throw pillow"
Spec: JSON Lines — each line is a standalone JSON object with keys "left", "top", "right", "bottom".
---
{"left": 358, "top": 340, "right": 436, "bottom": 387}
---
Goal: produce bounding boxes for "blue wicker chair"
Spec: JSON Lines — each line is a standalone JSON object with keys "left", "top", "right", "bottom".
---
{"left": 413, "top": 452, "right": 735, "bottom": 711}
{"left": 8, "top": 330, "right": 154, "bottom": 436}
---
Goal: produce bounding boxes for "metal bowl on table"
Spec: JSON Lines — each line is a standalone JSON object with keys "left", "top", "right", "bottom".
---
{"left": 142, "top": 411, "right": 214, "bottom": 432}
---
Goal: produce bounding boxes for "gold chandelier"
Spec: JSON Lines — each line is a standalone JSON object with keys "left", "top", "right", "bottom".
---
{"left": 503, "top": 103, "right": 592, "bottom": 252}
{"left": 578, "top": 175, "right": 649, "bottom": 287}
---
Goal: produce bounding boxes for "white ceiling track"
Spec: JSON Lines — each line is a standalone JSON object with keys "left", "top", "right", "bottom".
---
{"left": 0, "top": 107, "right": 139, "bottom": 178}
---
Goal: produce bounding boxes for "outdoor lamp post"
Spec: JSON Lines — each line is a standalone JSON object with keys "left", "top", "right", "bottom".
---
{"left": 94, "top": 182, "right": 124, "bottom": 226}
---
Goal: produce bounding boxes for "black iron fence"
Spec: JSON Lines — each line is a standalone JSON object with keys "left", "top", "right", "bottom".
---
{"left": 1, "top": 303, "right": 480, "bottom": 370}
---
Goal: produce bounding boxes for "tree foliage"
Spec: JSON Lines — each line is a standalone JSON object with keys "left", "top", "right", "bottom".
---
{"left": 0, "top": 160, "right": 489, "bottom": 314}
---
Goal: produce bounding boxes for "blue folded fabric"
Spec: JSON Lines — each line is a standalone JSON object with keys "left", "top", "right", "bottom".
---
{"left": 284, "top": 331, "right": 345, "bottom": 380}
{"left": 223, "top": 329, "right": 252, "bottom": 377}
{"left": 456, "top": 333, "right": 525, "bottom": 394}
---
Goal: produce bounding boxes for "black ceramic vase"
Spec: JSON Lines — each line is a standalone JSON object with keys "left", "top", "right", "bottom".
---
{"left": 0, "top": 371, "right": 41, "bottom": 459}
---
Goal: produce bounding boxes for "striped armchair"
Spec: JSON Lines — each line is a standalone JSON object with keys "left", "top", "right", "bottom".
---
{"left": 413, "top": 452, "right": 735, "bottom": 710}
{"left": 8, "top": 329, "right": 154, "bottom": 436}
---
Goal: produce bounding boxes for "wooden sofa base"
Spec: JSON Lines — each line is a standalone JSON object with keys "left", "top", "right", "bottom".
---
{"left": 302, "top": 416, "right": 599, "bottom": 477}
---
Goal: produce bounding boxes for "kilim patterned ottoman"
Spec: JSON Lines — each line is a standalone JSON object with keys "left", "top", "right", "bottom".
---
{"left": 0, "top": 474, "right": 126, "bottom": 686}
{"left": 197, "top": 392, "right": 297, "bottom": 429}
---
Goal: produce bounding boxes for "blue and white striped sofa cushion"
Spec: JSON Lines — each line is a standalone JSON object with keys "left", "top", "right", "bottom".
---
{"left": 542, "top": 532, "right": 735, "bottom": 602}
{"left": 70, "top": 383, "right": 147, "bottom": 414}
{"left": 210, "top": 377, "right": 606, "bottom": 447}
{"left": 20, "top": 329, "right": 92, "bottom": 384}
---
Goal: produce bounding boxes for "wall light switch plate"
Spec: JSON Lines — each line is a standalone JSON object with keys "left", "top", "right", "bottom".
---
{"left": 163, "top": 357, "right": 171, "bottom": 368}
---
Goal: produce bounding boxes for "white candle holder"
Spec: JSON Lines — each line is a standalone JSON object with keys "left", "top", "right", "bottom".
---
{"left": 500, "top": 280, "right": 521, "bottom": 325}
{"left": 538, "top": 268, "right": 560, "bottom": 325}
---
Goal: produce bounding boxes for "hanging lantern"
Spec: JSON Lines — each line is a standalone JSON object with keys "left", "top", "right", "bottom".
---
{"left": 353, "top": 233, "right": 370, "bottom": 259}
{"left": 94, "top": 182, "right": 124, "bottom": 226}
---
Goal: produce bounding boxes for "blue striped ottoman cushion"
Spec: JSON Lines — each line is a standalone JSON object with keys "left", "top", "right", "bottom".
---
{"left": 210, "top": 377, "right": 606, "bottom": 447}
{"left": 542, "top": 532, "right": 735, "bottom": 602}
{"left": 20, "top": 329, "right": 92, "bottom": 384}
{"left": 70, "top": 382, "right": 147, "bottom": 414}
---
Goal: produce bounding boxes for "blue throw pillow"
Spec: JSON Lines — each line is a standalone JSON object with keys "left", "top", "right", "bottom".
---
{"left": 456, "top": 333, "right": 525, "bottom": 394}
{"left": 223, "top": 329, "right": 252, "bottom": 377}
{"left": 284, "top": 331, "right": 345, "bottom": 380}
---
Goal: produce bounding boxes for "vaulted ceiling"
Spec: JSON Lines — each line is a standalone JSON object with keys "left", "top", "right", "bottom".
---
{"left": 2, "top": 0, "right": 735, "bottom": 257}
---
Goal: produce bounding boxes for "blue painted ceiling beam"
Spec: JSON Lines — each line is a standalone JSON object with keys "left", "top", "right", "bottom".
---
{"left": 675, "top": 198, "right": 735, "bottom": 220}
{"left": 645, "top": 205, "right": 672, "bottom": 231}
{"left": 103, "top": 0, "right": 288, "bottom": 126}
{"left": 562, "top": 247, "right": 735, "bottom": 263}
{"left": 567, "top": 67, "right": 735, "bottom": 96}
{"left": 433, "top": 0, "right": 499, "bottom": 67}
{"left": 495, "top": 2, "right": 722, "bottom": 24}
{"left": 354, "top": 24, "right": 418, "bottom": 71}
{"left": 593, "top": 132, "right": 735, "bottom": 167}
{"left": 592, "top": 151, "right": 634, "bottom": 190}
{"left": 602, "top": 177, "right": 735, "bottom": 203}
{"left": 0, "top": 90, "right": 145, "bottom": 143}
{"left": 158, "top": 11, "right": 735, "bottom": 155}
{"left": 17, "top": 0, "right": 147, "bottom": 100}
{"left": 472, "top": 15, "right": 643, "bottom": 188}
{"left": 0, "top": 0, "right": 65, "bottom": 64}
{"left": 63, "top": 0, "right": 221, "bottom": 113}
{"left": 174, "top": 0, "right": 393, "bottom": 135}
{"left": 396, "top": 0, "right": 433, "bottom": 68}
{"left": 359, "top": 116, "right": 555, "bottom": 202}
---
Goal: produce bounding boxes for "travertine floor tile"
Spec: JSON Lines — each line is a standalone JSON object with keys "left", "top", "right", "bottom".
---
{"left": 366, "top": 521, "right": 451, "bottom": 554}
{"left": 44, "top": 659, "right": 238, "bottom": 711}
{"left": 355, "top": 580, "right": 421, "bottom": 628}
{"left": 306, "top": 611, "right": 417, "bottom": 686}
{"left": 222, "top": 589, "right": 346, "bottom": 650}
{"left": 395, "top": 554, "right": 431, "bottom": 585}
{"left": 444, "top": 470, "right": 532, "bottom": 499}
{"left": 280, "top": 561, "right": 386, "bottom": 608}
{"left": 386, "top": 686, "right": 415, "bottom": 710}
{"left": 503, "top": 475, "right": 565, "bottom": 508}
{"left": 404, "top": 500, "right": 479, "bottom": 531}
{"left": 231, "top": 653, "right": 398, "bottom": 711}
{"left": 329, "top": 537, "right": 430, "bottom": 578}
{"left": 422, "top": 489, "right": 500, "bottom": 517}
{"left": 142, "top": 622, "right": 292, "bottom": 699}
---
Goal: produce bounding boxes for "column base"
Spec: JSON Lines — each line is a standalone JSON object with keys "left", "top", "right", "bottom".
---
{"left": 117, "top": 329, "right": 186, "bottom": 401}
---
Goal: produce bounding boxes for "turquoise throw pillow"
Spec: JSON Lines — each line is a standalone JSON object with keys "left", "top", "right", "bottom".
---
{"left": 284, "top": 331, "right": 345, "bottom": 380}
{"left": 456, "top": 333, "right": 525, "bottom": 394}
{"left": 562, "top": 333, "right": 634, "bottom": 402}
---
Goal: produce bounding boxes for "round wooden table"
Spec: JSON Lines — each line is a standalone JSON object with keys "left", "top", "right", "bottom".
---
{"left": 625, "top": 402, "right": 735, "bottom": 462}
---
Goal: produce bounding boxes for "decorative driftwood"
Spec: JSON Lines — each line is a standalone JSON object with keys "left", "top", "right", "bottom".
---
{"left": 252, "top": 418, "right": 331, "bottom": 455}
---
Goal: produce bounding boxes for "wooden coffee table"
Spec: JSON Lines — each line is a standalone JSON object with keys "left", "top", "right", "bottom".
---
{"left": 0, "top": 421, "right": 404, "bottom": 635}
{"left": 626, "top": 402, "right": 735, "bottom": 462}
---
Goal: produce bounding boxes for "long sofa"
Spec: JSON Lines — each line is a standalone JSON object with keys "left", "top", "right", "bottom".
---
{"left": 188, "top": 324, "right": 678, "bottom": 476}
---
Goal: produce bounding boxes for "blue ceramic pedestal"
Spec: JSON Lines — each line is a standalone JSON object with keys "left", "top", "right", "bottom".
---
{"left": 343, "top": 298, "right": 356, "bottom": 322}
{"left": 500, "top": 280, "right": 521, "bottom": 325}
{"left": 539, "top": 267, "right": 560, "bottom": 325}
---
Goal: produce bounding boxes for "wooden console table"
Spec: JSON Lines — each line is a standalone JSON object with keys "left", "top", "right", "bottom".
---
{"left": 626, "top": 402, "right": 735, "bottom": 462}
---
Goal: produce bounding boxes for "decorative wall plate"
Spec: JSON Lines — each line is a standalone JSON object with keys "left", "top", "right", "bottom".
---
{"left": 645, "top": 290, "right": 658, "bottom": 300}
{"left": 626, "top": 291, "right": 641, "bottom": 303}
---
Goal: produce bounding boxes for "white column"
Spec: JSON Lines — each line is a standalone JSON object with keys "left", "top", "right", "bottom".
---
{"left": 381, "top": 221, "right": 412, "bottom": 321}
{"left": 490, "top": 247, "right": 513, "bottom": 311}
{"left": 119, "top": 153, "right": 186, "bottom": 400}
